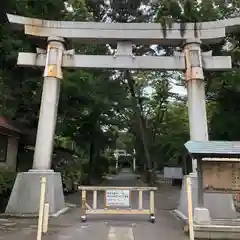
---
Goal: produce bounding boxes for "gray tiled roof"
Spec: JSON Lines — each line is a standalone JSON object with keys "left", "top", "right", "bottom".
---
{"left": 184, "top": 141, "right": 240, "bottom": 157}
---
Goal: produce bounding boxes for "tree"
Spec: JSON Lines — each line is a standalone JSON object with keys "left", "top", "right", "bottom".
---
{"left": 3, "top": 0, "right": 240, "bottom": 188}
{"left": 1, "top": 0, "right": 132, "bottom": 184}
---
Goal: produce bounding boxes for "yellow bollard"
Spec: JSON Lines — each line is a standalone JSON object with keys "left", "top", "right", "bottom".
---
{"left": 37, "top": 177, "right": 47, "bottom": 240}
{"left": 81, "top": 190, "right": 87, "bottom": 222}
{"left": 42, "top": 203, "right": 50, "bottom": 233}
{"left": 149, "top": 190, "right": 155, "bottom": 214}
{"left": 186, "top": 175, "right": 195, "bottom": 240}
{"left": 138, "top": 190, "right": 143, "bottom": 210}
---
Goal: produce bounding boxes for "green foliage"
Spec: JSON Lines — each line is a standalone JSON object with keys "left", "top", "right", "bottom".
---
{"left": 209, "top": 72, "right": 240, "bottom": 140}
{"left": 53, "top": 151, "right": 86, "bottom": 192}
{"left": 1, "top": 0, "right": 240, "bottom": 186}
{"left": 153, "top": 0, "right": 238, "bottom": 36}
{"left": 0, "top": 171, "right": 16, "bottom": 195}
{"left": 58, "top": 163, "right": 84, "bottom": 193}
{"left": 16, "top": 148, "right": 34, "bottom": 172}
{"left": 93, "top": 155, "right": 110, "bottom": 178}
{"left": 109, "top": 166, "right": 118, "bottom": 175}
{"left": 116, "top": 132, "right": 135, "bottom": 153}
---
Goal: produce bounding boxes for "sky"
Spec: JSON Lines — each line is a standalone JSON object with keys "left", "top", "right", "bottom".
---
{"left": 171, "top": 83, "right": 187, "bottom": 96}
{"left": 144, "top": 81, "right": 187, "bottom": 99}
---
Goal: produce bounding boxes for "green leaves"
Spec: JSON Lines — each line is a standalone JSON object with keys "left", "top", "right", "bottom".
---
{"left": 2, "top": 0, "right": 240, "bottom": 179}
{"left": 0, "top": 171, "right": 16, "bottom": 195}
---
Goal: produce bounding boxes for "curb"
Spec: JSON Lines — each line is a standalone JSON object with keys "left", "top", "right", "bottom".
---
{"left": 172, "top": 209, "right": 188, "bottom": 222}
{"left": 0, "top": 205, "right": 74, "bottom": 219}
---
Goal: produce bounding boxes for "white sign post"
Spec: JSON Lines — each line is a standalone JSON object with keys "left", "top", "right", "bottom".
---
{"left": 106, "top": 190, "right": 130, "bottom": 207}
{"left": 164, "top": 167, "right": 183, "bottom": 179}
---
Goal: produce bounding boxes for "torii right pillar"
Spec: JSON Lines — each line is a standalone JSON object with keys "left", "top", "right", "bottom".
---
{"left": 176, "top": 38, "right": 240, "bottom": 224}
{"left": 184, "top": 39, "right": 210, "bottom": 224}
{"left": 184, "top": 39, "right": 209, "bottom": 169}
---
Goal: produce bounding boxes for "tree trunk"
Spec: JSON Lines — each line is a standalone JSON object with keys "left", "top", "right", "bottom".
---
{"left": 88, "top": 131, "right": 95, "bottom": 184}
{"left": 125, "top": 71, "right": 153, "bottom": 184}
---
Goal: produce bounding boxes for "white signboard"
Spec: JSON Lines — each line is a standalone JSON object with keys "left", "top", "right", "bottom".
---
{"left": 164, "top": 167, "right": 183, "bottom": 179}
{"left": 105, "top": 190, "right": 130, "bottom": 207}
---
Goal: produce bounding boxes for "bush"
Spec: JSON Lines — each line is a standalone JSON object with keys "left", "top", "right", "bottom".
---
{"left": 60, "top": 164, "right": 83, "bottom": 193}
{"left": 0, "top": 170, "right": 16, "bottom": 213}
{"left": 109, "top": 166, "right": 118, "bottom": 175}
{"left": 0, "top": 170, "right": 16, "bottom": 195}
{"left": 52, "top": 149, "right": 86, "bottom": 193}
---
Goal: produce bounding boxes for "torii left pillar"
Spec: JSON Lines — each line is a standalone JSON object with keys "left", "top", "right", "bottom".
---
{"left": 5, "top": 37, "right": 65, "bottom": 216}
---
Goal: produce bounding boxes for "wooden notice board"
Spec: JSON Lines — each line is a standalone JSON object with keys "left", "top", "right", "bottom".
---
{"left": 202, "top": 161, "right": 240, "bottom": 193}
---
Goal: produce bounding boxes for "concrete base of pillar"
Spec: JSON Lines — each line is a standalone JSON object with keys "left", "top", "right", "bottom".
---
{"left": 5, "top": 170, "right": 65, "bottom": 216}
{"left": 174, "top": 174, "right": 240, "bottom": 221}
{"left": 194, "top": 207, "right": 211, "bottom": 224}
{"left": 194, "top": 223, "right": 240, "bottom": 239}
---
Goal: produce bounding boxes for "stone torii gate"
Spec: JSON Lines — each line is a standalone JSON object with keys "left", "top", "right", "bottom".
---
{"left": 5, "top": 14, "right": 238, "bottom": 221}
{"left": 113, "top": 149, "right": 136, "bottom": 171}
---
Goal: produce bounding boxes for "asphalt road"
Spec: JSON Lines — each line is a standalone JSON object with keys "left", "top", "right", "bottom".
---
{"left": 42, "top": 168, "right": 188, "bottom": 240}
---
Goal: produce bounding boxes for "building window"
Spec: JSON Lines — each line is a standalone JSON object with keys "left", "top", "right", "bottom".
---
{"left": 0, "top": 134, "right": 8, "bottom": 162}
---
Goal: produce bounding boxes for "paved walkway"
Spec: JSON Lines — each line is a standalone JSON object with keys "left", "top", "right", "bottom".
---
{"left": 0, "top": 169, "right": 187, "bottom": 240}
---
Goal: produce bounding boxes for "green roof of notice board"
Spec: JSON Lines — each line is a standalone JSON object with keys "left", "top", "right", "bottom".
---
{"left": 184, "top": 141, "right": 240, "bottom": 158}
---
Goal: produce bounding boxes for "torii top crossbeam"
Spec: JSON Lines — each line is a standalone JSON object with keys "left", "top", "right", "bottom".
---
{"left": 7, "top": 14, "right": 240, "bottom": 45}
